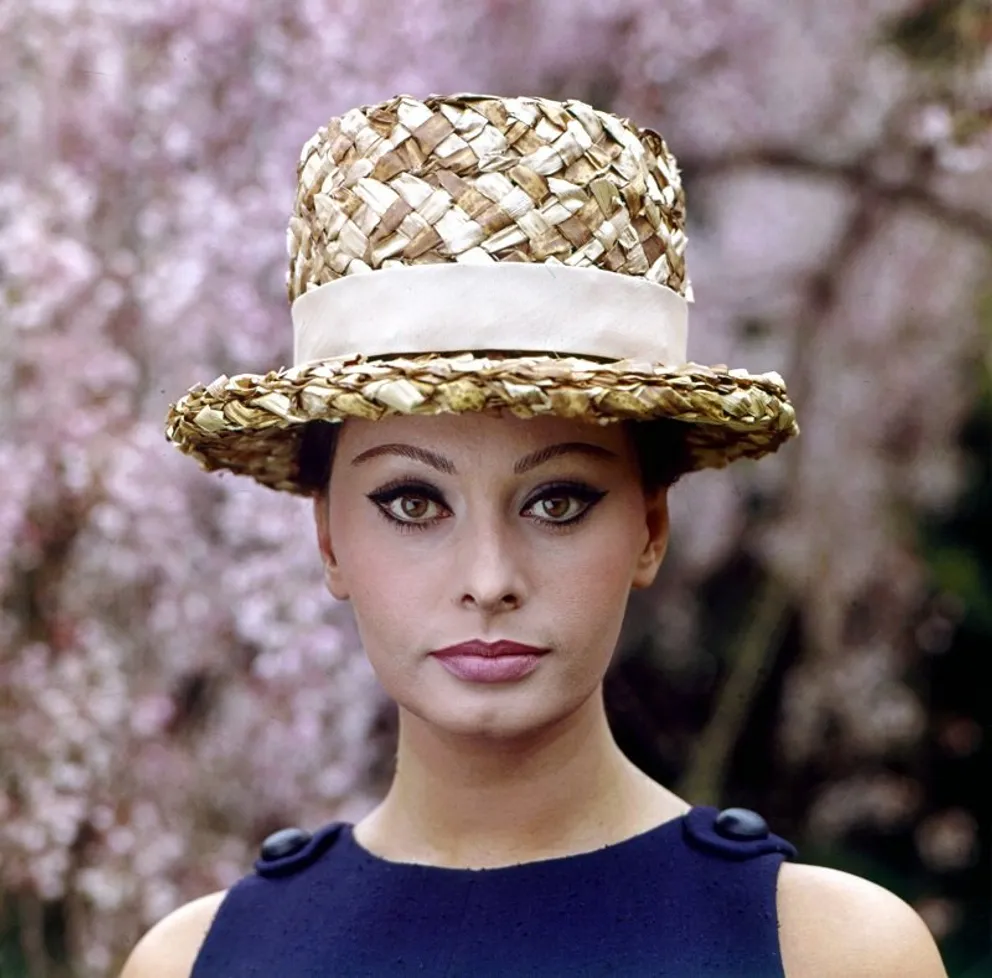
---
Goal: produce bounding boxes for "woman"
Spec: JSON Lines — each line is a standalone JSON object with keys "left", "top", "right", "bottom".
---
{"left": 124, "top": 93, "right": 946, "bottom": 976}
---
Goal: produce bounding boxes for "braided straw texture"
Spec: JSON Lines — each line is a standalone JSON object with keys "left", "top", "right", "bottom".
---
{"left": 287, "top": 93, "right": 690, "bottom": 300}
{"left": 166, "top": 353, "right": 797, "bottom": 495}
{"left": 165, "top": 94, "right": 799, "bottom": 494}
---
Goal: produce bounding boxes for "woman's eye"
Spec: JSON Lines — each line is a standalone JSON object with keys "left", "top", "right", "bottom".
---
{"left": 383, "top": 494, "right": 442, "bottom": 523}
{"left": 367, "top": 481, "right": 449, "bottom": 528}
{"left": 524, "top": 485, "right": 606, "bottom": 525}
{"left": 530, "top": 494, "right": 584, "bottom": 522}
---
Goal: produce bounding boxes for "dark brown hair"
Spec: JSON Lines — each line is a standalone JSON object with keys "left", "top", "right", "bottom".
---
{"left": 297, "top": 417, "right": 691, "bottom": 496}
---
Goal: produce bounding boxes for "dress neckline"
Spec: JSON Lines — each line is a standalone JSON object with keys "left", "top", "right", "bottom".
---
{"left": 338, "top": 807, "right": 691, "bottom": 876}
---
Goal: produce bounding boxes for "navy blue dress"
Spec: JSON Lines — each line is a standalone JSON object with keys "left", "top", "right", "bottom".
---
{"left": 191, "top": 806, "right": 796, "bottom": 976}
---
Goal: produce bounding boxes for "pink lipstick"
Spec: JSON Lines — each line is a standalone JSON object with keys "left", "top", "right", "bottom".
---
{"left": 429, "top": 640, "right": 549, "bottom": 684}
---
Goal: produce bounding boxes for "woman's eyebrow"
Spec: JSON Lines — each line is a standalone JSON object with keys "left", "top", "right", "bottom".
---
{"left": 349, "top": 441, "right": 617, "bottom": 474}
{"left": 350, "top": 444, "right": 456, "bottom": 473}
{"left": 513, "top": 442, "right": 618, "bottom": 473}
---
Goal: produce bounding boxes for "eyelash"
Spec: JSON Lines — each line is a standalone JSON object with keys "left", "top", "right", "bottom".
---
{"left": 365, "top": 479, "right": 608, "bottom": 534}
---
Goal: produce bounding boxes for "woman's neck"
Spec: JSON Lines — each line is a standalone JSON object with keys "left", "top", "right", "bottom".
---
{"left": 353, "top": 691, "right": 688, "bottom": 868}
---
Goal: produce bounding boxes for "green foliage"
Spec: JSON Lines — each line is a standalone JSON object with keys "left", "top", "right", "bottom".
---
{"left": 914, "top": 292, "right": 992, "bottom": 977}
{"left": 886, "top": 0, "right": 992, "bottom": 68}
{"left": 1, "top": 905, "right": 29, "bottom": 978}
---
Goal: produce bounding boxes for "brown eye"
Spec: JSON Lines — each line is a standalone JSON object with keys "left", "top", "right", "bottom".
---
{"left": 386, "top": 495, "right": 439, "bottom": 522}
{"left": 530, "top": 495, "right": 584, "bottom": 522}
{"left": 401, "top": 498, "right": 428, "bottom": 518}
{"left": 538, "top": 496, "right": 575, "bottom": 520}
{"left": 368, "top": 481, "right": 451, "bottom": 529}
{"left": 523, "top": 483, "right": 608, "bottom": 526}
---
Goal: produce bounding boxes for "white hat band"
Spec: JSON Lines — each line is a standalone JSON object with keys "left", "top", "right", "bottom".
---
{"left": 292, "top": 263, "right": 688, "bottom": 365}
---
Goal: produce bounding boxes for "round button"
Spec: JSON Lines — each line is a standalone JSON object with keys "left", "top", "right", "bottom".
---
{"left": 714, "top": 807, "right": 769, "bottom": 841}
{"left": 259, "top": 827, "right": 312, "bottom": 861}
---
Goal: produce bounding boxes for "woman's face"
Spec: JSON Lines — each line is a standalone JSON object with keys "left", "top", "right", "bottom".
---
{"left": 314, "top": 413, "right": 669, "bottom": 740}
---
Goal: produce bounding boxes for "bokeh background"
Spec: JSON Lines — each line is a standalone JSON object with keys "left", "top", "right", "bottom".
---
{"left": 1, "top": 1, "right": 990, "bottom": 975}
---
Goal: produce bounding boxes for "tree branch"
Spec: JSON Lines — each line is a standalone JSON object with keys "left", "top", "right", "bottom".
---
{"left": 687, "top": 148, "right": 992, "bottom": 244}
{"left": 677, "top": 574, "right": 792, "bottom": 806}
{"left": 18, "top": 893, "right": 49, "bottom": 978}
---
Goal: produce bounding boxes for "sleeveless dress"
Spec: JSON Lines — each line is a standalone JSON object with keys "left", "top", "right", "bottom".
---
{"left": 191, "top": 806, "right": 797, "bottom": 977}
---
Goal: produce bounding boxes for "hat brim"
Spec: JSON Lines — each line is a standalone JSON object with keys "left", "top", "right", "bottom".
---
{"left": 165, "top": 352, "right": 799, "bottom": 495}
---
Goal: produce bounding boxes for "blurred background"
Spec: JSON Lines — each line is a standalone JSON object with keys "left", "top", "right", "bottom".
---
{"left": 1, "top": 1, "right": 990, "bottom": 975}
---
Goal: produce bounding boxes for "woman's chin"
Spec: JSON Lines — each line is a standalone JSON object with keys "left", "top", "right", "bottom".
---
{"left": 398, "top": 677, "right": 596, "bottom": 742}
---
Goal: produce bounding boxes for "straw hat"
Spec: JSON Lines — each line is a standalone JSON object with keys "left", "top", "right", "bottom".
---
{"left": 165, "top": 93, "right": 798, "bottom": 495}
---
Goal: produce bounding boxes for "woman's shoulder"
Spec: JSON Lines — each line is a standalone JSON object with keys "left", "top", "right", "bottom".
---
{"left": 776, "top": 862, "right": 947, "bottom": 978}
{"left": 118, "top": 890, "right": 227, "bottom": 978}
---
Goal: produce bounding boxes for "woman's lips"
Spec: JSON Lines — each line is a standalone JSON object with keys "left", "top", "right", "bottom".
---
{"left": 429, "top": 640, "right": 549, "bottom": 684}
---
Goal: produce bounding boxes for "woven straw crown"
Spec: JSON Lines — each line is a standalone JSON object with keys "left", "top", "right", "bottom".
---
{"left": 165, "top": 93, "right": 798, "bottom": 494}
{"left": 287, "top": 93, "right": 690, "bottom": 300}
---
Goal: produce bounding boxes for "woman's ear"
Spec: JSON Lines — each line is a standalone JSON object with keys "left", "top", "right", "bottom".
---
{"left": 313, "top": 491, "right": 350, "bottom": 600}
{"left": 631, "top": 487, "right": 670, "bottom": 590}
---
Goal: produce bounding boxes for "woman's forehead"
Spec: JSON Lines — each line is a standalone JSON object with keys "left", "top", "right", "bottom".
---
{"left": 337, "top": 413, "right": 632, "bottom": 458}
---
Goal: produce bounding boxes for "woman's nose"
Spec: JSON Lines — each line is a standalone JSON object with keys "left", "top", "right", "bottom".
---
{"left": 454, "top": 521, "right": 527, "bottom": 614}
